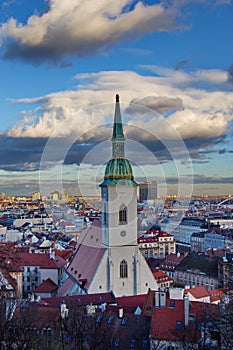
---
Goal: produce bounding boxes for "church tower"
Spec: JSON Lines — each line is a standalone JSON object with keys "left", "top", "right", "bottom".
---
{"left": 100, "top": 94, "right": 138, "bottom": 248}
{"left": 98, "top": 94, "right": 158, "bottom": 296}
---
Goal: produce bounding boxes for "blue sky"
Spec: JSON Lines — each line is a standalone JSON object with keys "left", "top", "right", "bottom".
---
{"left": 0, "top": 0, "right": 233, "bottom": 197}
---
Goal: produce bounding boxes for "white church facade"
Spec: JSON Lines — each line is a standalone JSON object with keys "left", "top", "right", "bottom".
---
{"left": 58, "top": 95, "right": 158, "bottom": 297}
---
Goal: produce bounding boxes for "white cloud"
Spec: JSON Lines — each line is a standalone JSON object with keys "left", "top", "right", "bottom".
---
{"left": 0, "top": 0, "right": 180, "bottom": 62}
{"left": 168, "top": 110, "right": 230, "bottom": 139}
{"left": 7, "top": 68, "right": 233, "bottom": 145}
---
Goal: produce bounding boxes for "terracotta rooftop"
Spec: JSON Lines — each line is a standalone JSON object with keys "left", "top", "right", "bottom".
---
{"left": 153, "top": 268, "right": 173, "bottom": 283}
{"left": 151, "top": 298, "right": 185, "bottom": 340}
{"left": 57, "top": 276, "right": 74, "bottom": 296}
{"left": 138, "top": 230, "right": 173, "bottom": 243}
{"left": 19, "top": 253, "right": 66, "bottom": 269}
{"left": 67, "top": 244, "right": 106, "bottom": 289}
{"left": 54, "top": 249, "right": 73, "bottom": 262}
{"left": 149, "top": 291, "right": 219, "bottom": 341}
{"left": 34, "top": 278, "right": 58, "bottom": 293}
{"left": 208, "top": 288, "right": 225, "bottom": 303}
{"left": 184, "top": 285, "right": 209, "bottom": 299}
{"left": 115, "top": 294, "right": 147, "bottom": 313}
{"left": 41, "top": 292, "right": 116, "bottom": 308}
{"left": 162, "top": 253, "right": 185, "bottom": 264}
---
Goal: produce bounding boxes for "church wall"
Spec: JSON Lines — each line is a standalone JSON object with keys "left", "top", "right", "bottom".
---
{"left": 104, "top": 185, "right": 137, "bottom": 247}
{"left": 88, "top": 247, "right": 158, "bottom": 297}
{"left": 88, "top": 250, "right": 109, "bottom": 294}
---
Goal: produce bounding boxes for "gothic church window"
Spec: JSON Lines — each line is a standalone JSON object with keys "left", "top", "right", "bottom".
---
{"left": 119, "top": 205, "right": 127, "bottom": 225}
{"left": 120, "top": 259, "right": 128, "bottom": 278}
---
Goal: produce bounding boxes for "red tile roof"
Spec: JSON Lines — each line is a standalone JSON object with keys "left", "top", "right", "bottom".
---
{"left": 160, "top": 253, "right": 186, "bottom": 271}
{"left": 19, "top": 253, "right": 66, "bottom": 269}
{"left": 77, "top": 220, "right": 102, "bottom": 248}
{"left": 67, "top": 244, "right": 106, "bottom": 289}
{"left": 57, "top": 276, "right": 74, "bottom": 296}
{"left": 162, "top": 253, "right": 185, "bottom": 264}
{"left": 54, "top": 249, "right": 73, "bottom": 262}
{"left": 209, "top": 288, "right": 225, "bottom": 302}
{"left": 116, "top": 294, "right": 147, "bottom": 313}
{"left": 151, "top": 298, "right": 185, "bottom": 340}
{"left": 153, "top": 268, "right": 173, "bottom": 283}
{"left": 34, "top": 278, "right": 58, "bottom": 293}
{"left": 150, "top": 292, "right": 219, "bottom": 341}
{"left": 184, "top": 286, "right": 209, "bottom": 299}
{"left": 142, "top": 288, "right": 155, "bottom": 316}
{"left": 41, "top": 292, "right": 116, "bottom": 308}
{"left": 138, "top": 230, "right": 173, "bottom": 243}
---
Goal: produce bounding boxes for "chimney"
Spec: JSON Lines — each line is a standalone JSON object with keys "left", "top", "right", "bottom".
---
{"left": 160, "top": 292, "right": 166, "bottom": 307}
{"left": 155, "top": 291, "right": 166, "bottom": 307}
{"left": 155, "top": 291, "right": 160, "bottom": 307}
{"left": 118, "top": 306, "right": 123, "bottom": 318}
{"left": 60, "top": 301, "right": 69, "bottom": 319}
{"left": 184, "top": 294, "right": 189, "bottom": 327}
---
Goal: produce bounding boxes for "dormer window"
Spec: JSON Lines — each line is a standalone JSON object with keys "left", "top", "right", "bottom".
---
{"left": 119, "top": 205, "right": 127, "bottom": 225}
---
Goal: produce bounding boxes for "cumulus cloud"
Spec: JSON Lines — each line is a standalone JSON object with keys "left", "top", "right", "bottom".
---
{"left": 126, "top": 96, "right": 184, "bottom": 114}
{"left": 2, "top": 67, "right": 233, "bottom": 172}
{"left": 9, "top": 67, "right": 231, "bottom": 135}
{"left": 0, "top": 0, "right": 181, "bottom": 63}
{"left": 167, "top": 110, "right": 230, "bottom": 139}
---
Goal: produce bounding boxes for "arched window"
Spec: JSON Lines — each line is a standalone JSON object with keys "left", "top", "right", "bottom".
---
{"left": 119, "top": 205, "right": 127, "bottom": 225}
{"left": 120, "top": 259, "right": 128, "bottom": 278}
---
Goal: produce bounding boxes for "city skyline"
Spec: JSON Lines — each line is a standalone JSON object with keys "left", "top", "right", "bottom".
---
{"left": 0, "top": 0, "right": 233, "bottom": 197}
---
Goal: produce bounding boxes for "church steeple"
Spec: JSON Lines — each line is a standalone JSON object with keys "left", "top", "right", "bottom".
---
{"left": 100, "top": 94, "right": 136, "bottom": 184}
{"left": 112, "top": 94, "right": 125, "bottom": 159}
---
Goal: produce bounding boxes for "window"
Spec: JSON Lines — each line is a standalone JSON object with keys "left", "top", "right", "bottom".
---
{"left": 107, "top": 316, "right": 114, "bottom": 324}
{"left": 96, "top": 315, "right": 103, "bottom": 324}
{"left": 142, "top": 340, "right": 147, "bottom": 349}
{"left": 120, "top": 259, "right": 128, "bottom": 278}
{"left": 176, "top": 321, "right": 182, "bottom": 330}
{"left": 119, "top": 205, "right": 127, "bottom": 225}
{"left": 121, "top": 317, "right": 128, "bottom": 326}
{"left": 114, "top": 339, "right": 120, "bottom": 348}
{"left": 130, "top": 339, "right": 135, "bottom": 349}
{"left": 169, "top": 301, "right": 175, "bottom": 308}
{"left": 42, "top": 327, "right": 52, "bottom": 336}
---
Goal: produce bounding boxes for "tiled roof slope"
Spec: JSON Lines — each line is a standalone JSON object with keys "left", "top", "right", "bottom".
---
{"left": 19, "top": 253, "right": 66, "bottom": 269}
{"left": 34, "top": 278, "right": 58, "bottom": 293}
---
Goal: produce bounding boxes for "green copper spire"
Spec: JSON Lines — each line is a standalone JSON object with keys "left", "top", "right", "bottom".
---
{"left": 112, "top": 94, "right": 125, "bottom": 159}
{"left": 112, "top": 94, "right": 124, "bottom": 141}
{"left": 100, "top": 94, "right": 137, "bottom": 187}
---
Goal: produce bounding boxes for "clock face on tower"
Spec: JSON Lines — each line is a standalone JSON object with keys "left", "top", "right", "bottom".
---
{"left": 114, "top": 142, "right": 122, "bottom": 157}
